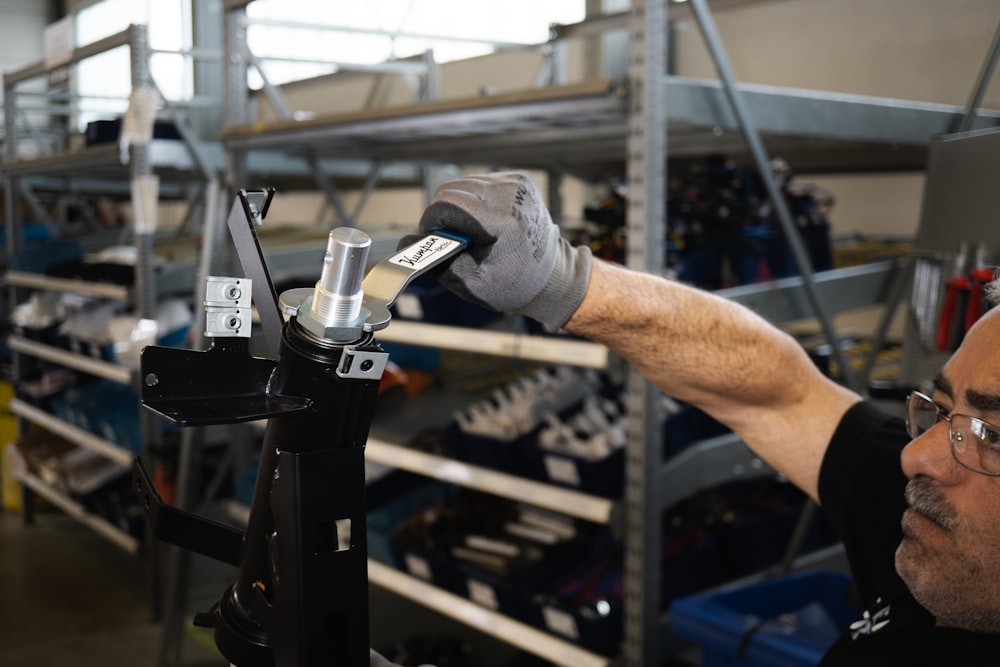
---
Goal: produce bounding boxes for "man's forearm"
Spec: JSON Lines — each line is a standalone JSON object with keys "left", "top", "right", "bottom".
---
{"left": 564, "top": 259, "right": 860, "bottom": 499}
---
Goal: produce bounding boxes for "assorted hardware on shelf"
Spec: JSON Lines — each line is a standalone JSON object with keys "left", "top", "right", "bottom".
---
{"left": 437, "top": 367, "right": 728, "bottom": 498}
{"left": 910, "top": 241, "right": 996, "bottom": 353}
{"left": 13, "top": 426, "right": 144, "bottom": 537}
{"left": 377, "top": 474, "right": 839, "bottom": 659}
{"left": 578, "top": 156, "right": 835, "bottom": 289}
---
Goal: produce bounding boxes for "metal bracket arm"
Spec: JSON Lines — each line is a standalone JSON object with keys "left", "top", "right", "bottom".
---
{"left": 140, "top": 337, "right": 312, "bottom": 427}
{"left": 134, "top": 457, "right": 244, "bottom": 566}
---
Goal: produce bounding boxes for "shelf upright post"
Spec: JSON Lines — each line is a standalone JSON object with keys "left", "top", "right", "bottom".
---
{"left": 3, "top": 62, "right": 34, "bottom": 525}
{"left": 223, "top": 0, "right": 250, "bottom": 222}
{"left": 623, "top": 0, "right": 667, "bottom": 665}
{"left": 127, "top": 24, "right": 155, "bottom": 321}
{"left": 955, "top": 20, "right": 1000, "bottom": 134}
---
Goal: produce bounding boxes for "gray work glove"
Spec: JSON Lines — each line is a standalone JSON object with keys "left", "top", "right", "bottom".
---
{"left": 417, "top": 171, "right": 592, "bottom": 331}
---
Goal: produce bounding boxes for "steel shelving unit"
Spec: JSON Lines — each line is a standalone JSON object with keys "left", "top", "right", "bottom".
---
{"left": 211, "top": 2, "right": 998, "bottom": 665}
{"left": 1, "top": 25, "right": 220, "bottom": 560}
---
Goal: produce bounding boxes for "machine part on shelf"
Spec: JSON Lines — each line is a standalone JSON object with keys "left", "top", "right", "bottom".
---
{"left": 136, "top": 189, "right": 468, "bottom": 667}
{"left": 910, "top": 254, "right": 944, "bottom": 350}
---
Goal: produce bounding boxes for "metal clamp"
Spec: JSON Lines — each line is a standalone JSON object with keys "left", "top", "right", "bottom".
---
{"left": 336, "top": 346, "right": 388, "bottom": 380}
{"left": 205, "top": 276, "right": 253, "bottom": 338}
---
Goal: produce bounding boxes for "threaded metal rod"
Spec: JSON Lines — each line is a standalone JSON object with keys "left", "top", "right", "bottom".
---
{"left": 309, "top": 228, "right": 371, "bottom": 326}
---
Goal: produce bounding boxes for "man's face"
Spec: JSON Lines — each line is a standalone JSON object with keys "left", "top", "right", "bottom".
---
{"left": 897, "top": 309, "right": 1000, "bottom": 632}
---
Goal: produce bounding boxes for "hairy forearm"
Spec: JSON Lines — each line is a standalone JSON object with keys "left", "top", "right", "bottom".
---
{"left": 564, "top": 259, "right": 858, "bottom": 498}
{"left": 566, "top": 260, "right": 808, "bottom": 417}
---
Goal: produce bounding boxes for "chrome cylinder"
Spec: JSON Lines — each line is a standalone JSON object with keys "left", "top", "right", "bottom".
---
{"left": 309, "top": 228, "right": 371, "bottom": 326}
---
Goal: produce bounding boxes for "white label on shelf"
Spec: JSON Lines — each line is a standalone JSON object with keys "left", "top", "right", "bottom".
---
{"left": 389, "top": 234, "right": 463, "bottom": 271}
{"left": 467, "top": 579, "right": 499, "bottom": 610}
{"left": 544, "top": 455, "right": 581, "bottom": 487}
{"left": 543, "top": 605, "right": 580, "bottom": 640}
{"left": 404, "top": 553, "right": 432, "bottom": 581}
{"left": 433, "top": 460, "right": 472, "bottom": 483}
{"left": 131, "top": 174, "right": 160, "bottom": 234}
{"left": 43, "top": 17, "right": 74, "bottom": 69}
{"left": 394, "top": 293, "right": 424, "bottom": 320}
{"left": 122, "top": 87, "right": 157, "bottom": 146}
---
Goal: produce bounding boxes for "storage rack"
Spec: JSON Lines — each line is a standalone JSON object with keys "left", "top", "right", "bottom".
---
{"left": 213, "top": 1, "right": 1000, "bottom": 665}
{"left": 1, "top": 24, "right": 223, "bottom": 556}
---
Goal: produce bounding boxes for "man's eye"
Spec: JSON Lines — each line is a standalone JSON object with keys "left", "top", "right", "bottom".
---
{"left": 972, "top": 420, "right": 1000, "bottom": 446}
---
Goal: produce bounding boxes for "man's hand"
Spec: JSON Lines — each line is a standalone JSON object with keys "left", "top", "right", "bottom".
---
{"left": 417, "top": 171, "right": 592, "bottom": 331}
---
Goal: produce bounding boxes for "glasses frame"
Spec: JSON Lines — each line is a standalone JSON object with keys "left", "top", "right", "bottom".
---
{"left": 906, "top": 390, "right": 1000, "bottom": 477}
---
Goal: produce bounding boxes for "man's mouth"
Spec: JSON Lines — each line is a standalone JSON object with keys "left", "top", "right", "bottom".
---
{"left": 903, "top": 479, "right": 958, "bottom": 532}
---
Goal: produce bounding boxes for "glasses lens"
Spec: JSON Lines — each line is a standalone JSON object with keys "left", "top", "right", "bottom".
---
{"left": 955, "top": 415, "right": 1000, "bottom": 475}
{"left": 907, "top": 392, "right": 942, "bottom": 438}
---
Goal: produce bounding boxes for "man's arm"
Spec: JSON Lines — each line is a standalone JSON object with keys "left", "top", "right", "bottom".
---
{"left": 417, "top": 171, "right": 862, "bottom": 502}
{"left": 564, "top": 259, "right": 861, "bottom": 501}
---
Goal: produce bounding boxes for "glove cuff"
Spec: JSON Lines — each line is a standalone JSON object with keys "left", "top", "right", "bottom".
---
{"left": 521, "top": 241, "right": 592, "bottom": 331}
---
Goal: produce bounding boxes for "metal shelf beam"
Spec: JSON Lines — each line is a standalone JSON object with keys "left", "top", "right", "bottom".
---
{"left": 8, "top": 336, "right": 132, "bottom": 385}
{"left": 368, "top": 560, "right": 610, "bottom": 667}
{"left": 366, "top": 438, "right": 615, "bottom": 525}
{"left": 10, "top": 398, "right": 135, "bottom": 467}
{"left": 17, "top": 470, "right": 140, "bottom": 555}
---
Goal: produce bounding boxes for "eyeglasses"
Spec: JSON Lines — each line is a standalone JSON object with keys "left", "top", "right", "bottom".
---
{"left": 906, "top": 390, "right": 1000, "bottom": 476}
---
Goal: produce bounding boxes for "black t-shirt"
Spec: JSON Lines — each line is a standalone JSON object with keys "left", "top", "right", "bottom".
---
{"left": 817, "top": 400, "right": 1000, "bottom": 665}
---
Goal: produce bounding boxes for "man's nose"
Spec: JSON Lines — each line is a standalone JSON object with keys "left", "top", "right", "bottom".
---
{"left": 900, "top": 420, "right": 963, "bottom": 482}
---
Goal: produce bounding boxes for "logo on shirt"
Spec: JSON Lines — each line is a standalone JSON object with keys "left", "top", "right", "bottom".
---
{"left": 849, "top": 598, "right": 892, "bottom": 639}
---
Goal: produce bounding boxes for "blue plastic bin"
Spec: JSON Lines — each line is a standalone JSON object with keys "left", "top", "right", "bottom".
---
{"left": 669, "top": 571, "right": 857, "bottom": 667}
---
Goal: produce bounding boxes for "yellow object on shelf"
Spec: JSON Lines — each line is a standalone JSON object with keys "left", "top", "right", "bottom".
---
{"left": 0, "top": 381, "right": 21, "bottom": 512}
{"left": 2, "top": 442, "right": 22, "bottom": 512}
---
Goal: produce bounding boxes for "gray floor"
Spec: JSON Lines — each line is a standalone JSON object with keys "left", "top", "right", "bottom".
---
{"left": 0, "top": 508, "right": 525, "bottom": 667}
{"left": 0, "top": 510, "right": 225, "bottom": 667}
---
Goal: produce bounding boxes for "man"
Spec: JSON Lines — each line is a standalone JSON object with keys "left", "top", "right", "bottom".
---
{"left": 385, "top": 171, "right": 1000, "bottom": 665}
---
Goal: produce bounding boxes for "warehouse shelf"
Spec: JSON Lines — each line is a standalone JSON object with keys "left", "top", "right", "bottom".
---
{"left": 210, "top": 3, "right": 987, "bottom": 665}
{"left": 17, "top": 469, "right": 140, "bottom": 555}
{"left": 368, "top": 559, "right": 611, "bottom": 667}
{"left": 224, "top": 499, "right": 612, "bottom": 666}
{"left": 3, "top": 140, "right": 422, "bottom": 194}
{"left": 657, "top": 433, "right": 773, "bottom": 510}
{"left": 376, "top": 320, "right": 609, "bottom": 369}
{"left": 5, "top": 271, "right": 130, "bottom": 301}
{"left": 220, "top": 76, "right": 1000, "bottom": 178}
{"left": 717, "top": 259, "right": 903, "bottom": 323}
{"left": 239, "top": 425, "right": 617, "bottom": 523}
{"left": 8, "top": 336, "right": 132, "bottom": 385}
{"left": 9, "top": 397, "right": 134, "bottom": 467}
{"left": 2, "top": 24, "right": 184, "bottom": 595}
{"left": 366, "top": 437, "right": 615, "bottom": 525}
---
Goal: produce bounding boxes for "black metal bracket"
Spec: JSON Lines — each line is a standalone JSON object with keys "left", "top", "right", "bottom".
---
{"left": 229, "top": 188, "right": 283, "bottom": 360}
{"left": 134, "top": 456, "right": 244, "bottom": 566}
{"left": 140, "top": 336, "right": 312, "bottom": 427}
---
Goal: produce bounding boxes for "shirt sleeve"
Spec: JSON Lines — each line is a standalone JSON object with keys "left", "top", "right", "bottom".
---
{"left": 817, "top": 400, "right": 910, "bottom": 607}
